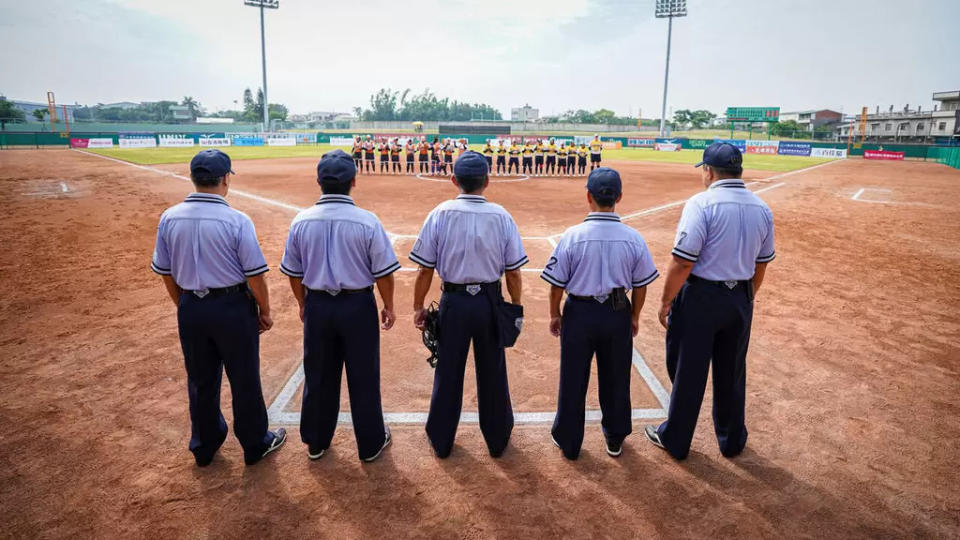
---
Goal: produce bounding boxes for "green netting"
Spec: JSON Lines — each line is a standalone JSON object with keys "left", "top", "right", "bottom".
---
{"left": 929, "top": 146, "right": 960, "bottom": 169}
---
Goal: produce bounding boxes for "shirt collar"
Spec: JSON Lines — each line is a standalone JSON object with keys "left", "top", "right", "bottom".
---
{"left": 584, "top": 211, "right": 621, "bottom": 222}
{"left": 708, "top": 179, "right": 747, "bottom": 190}
{"left": 456, "top": 194, "right": 487, "bottom": 203}
{"left": 185, "top": 192, "right": 229, "bottom": 206}
{"left": 315, "top": 194, "right": 355, "bottom": 205}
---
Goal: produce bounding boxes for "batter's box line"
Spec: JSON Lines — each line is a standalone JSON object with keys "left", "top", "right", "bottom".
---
{"left": 266, "top": 348, "right": 671, "bottom": 426}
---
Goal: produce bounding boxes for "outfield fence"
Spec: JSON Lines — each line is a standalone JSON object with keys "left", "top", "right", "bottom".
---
{"left": 929, "top": 146, "right": 960, "bottom": 170}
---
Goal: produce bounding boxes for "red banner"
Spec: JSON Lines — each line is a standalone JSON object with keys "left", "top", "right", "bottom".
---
{"left": 864, "top": 150, "right": 905, "bottom": 160}
{"left": 69, "top": 138, "right": 89, "bottom": 148}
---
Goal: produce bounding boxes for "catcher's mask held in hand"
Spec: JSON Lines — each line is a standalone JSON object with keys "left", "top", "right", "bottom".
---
{"left": 421, "top": 301, "right": 441, "bottom": 368}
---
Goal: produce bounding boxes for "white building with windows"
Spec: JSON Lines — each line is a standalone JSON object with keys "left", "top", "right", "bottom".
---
{"left": 835, "top": 91, "right": 959, "bottom": 143}
{"left": 511, "top": 104, "right": 539, "bottom": 122}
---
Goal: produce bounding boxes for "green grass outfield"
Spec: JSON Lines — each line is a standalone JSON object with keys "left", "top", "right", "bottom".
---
{"left": 87, "top": 145, "right": 834, "bottom": 172}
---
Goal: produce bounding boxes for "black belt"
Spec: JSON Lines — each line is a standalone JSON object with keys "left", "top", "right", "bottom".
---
{"left": 568, "top": 293, "right": 613, "bottom": 303}
{"left": 306, "top": 286, "right": 373, "bottom": 296}
{"left": 186, "top": 283, "right": 246, "bottom": 297}
{"left": 687, "top": 275, "right": 750, "bottom": 288}
{"left": 442, "top": 281, "right": 499, "bottom": 294}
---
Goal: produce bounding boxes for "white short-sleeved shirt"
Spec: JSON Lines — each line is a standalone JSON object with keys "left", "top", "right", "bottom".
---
{"left": 410, "top": 194, "right": 527, "bottom": 283}
{"left": 672, "top": 179, "right": 776, "bottom": 281}
{"left": 541, "top": 212, "right": 659, "bottom": 296}
{"left": 280, "top": 194, "right": 400, "bottom": 290}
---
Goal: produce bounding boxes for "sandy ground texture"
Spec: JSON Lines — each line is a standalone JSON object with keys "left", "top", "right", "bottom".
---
{"left": 0, "top": 149, "right": 958, "bottom": 538}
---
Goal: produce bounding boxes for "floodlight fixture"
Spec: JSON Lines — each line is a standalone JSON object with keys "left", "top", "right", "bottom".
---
{"left": 655, "top": 0, "right": 687, "bottom": 136}
{"left": 244, "top": 0, "right": 279, "bottom": 131}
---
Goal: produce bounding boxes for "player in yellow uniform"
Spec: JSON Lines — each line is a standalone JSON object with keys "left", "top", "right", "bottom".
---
{"left": 508, "top": 142, "right": 521, "bottom": 175}
{"left": 521, "top": 142, "right": 534, "bottom": 175}
{"left": 482, "top": 141, "right": 495, "bottom": 173}
{"left": 545, "top": 138, "right": 557, "bottom": 176}
{"left": 566, "top": 142, "right": 577, "bottom": 176}
{"left": 589, "top": 135, "right": 603, "bottom": 171}
{"left": 578, "top": 143, "right": 589, "bottom": 176}
{"left": 495, "top": 141, "right": 507, "bottom": 176}
{"left": 533, "top": 139, "right": 545, "bottom": 177}
{"left": 556, "top": 144, "right": 567, "bottom": 176}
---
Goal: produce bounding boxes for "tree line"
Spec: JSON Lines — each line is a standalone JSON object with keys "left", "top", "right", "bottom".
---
{"left": 354, "top": 88, "right": 503, "bottom": 122}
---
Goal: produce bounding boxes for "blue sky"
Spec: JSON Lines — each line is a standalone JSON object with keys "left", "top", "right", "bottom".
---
{"left": 1, "top": 0, "right": 958, "bottom": 118}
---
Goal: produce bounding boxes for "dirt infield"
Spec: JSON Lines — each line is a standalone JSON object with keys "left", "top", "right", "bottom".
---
{"left": 1, "top": 149, "right": 958, "bottom": 538}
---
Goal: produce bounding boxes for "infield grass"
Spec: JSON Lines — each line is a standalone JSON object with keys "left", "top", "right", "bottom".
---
{"left": 87, "top": 145, "right": 836, "bottom": 172}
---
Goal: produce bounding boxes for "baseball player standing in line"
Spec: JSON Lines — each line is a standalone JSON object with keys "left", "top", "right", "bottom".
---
{"left": 152, "top": 149, "right": 286, "bottom": 466}
{"left": 495, "top": 141, "right": 507, "bottom": 176}
{"left": 411, "top": 151, "right": 527, "bottom": 458}
{"left": 646, "top": 142, "right": 775, "bottom": 460}
{"left": 589, "top": 135, "right": 603, "bottom": 171}
{"left": 280, "top": 149, "right": 400, "bottom": 462}
{"left": 541, "top": 167, "right": 659, "bottom": 459}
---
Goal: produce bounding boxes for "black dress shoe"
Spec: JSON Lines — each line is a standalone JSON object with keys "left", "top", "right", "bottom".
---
{"left": 645, "top": 425, "right": 665, "bottom": 450}
{"left": 605, "top": 438, "right": 623, "bottom": 458}
{"left": 245, "top": 428, "right": 287, "bottom": 466}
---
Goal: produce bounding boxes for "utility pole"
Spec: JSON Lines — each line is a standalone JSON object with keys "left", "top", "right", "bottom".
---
{"left": 655, "top": 1, "right": 687, "bottom": 137}
{"left": 244, "top": 0, "right": 279, "bottom": 133}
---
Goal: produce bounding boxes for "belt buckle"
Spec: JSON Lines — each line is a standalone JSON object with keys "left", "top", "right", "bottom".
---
{"left": 193, "top": 289, "right": 209, "bottom": 298}
{"left": 466, "top": 284, "right": 481, "bottom": 296}
{"left": 594, "top": 294, "right": 609, "bottom": 304}
{"left": 328, "top": 289, "right": 341, "bottom": 296}
{"left": 724, "top": 280, "right": 737, "bottom": 290}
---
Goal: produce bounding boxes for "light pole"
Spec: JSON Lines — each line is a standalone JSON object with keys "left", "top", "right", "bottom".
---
{"left": 244, "top": 0, "right": 279, "bottom": 133}
{"left": 655, "top": 0, "right": 687, "bottom": 137}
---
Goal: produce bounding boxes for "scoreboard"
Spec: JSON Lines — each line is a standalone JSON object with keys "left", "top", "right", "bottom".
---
{"left": 726, "top": 107, "right": 780, "bottom": 122}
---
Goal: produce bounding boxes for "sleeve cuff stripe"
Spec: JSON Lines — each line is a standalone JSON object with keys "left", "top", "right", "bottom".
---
{"left": 505, "top": 256, "right": 529, "bottom": 270}
{"left": 756, "top": 253, "right": 776, "bottom": 263}
{"left": 245, "top": 267, "right": 269, "bottom": 277}
{"left": 671, "top": 249, "right": 698, "bottom": 262}
{"left": 540, "top": 273, "right": 566, "bottom": 288}
{"left": 243, "top": 264, "right": 269, "bottom": 274}
{"left": 673, "top": 247, "right": 698, "bottom": 258}
{"left": 150, "top": 263, "right": 172, "bottom": 275}
{"left": 409, "top": 252, "right": 436, "bottom": 268}
{"left": 279, "top": 264, "right": 304, "bottom": 277}
{"left": 633, "top": 271, "right": 660, "bottom": 288}
{"left": 372, "top": 262, "right": 402, "bottom": 278}
{"left": 151, "top": 262, "right": 170, "bottom": 272}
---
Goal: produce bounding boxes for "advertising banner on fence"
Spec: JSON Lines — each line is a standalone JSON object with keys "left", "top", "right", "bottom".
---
{"left": 158, "top": 135, "right": 195, "bottom": 148}
{"left": 232, "top": 135, "right": 264, "bottom": 147}
{"left": 746, "top": 140, "right": 779, "bottom": 154}
{"left": 714, "top": 138, "right": 746, "bottom": 152}
{"left": 863, "top": 150, "right": 903, "bottom": 160}
{"left": 267, "top": 135, "right": 296, "bottom": 147}
{"left": 70, "top": 138, "right": 114, "bottom": 148}
{"left": 777, "top": 141, "right": 812, "bottom": 156}
{"left": 810, "top": 148, "right": 848, "bottom": 158}
{"left": 330, "top": 137, "right": 355, "bottom": 146}
{"left": 654, "top": 141, "right": 681, "bottom": 152}
{"left": 198, "top": 137, "right": 231, "bottom": 147}
{"left": 688, "top": 139, "right": 710, "bottom": 149}
{"left": 627, "top": 138, "right": 655, "bottom": 147}
{"left": 118, "top": 134, "right": 156, "bottom": 148}
{"left": 293, "top": 133, "right": 315, "bottom": 144}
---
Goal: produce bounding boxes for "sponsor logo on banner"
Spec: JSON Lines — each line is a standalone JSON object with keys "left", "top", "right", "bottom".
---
{"left": 70, "top": 138, "right": 89, "bottom": 148}
{"left": 87, "top": 138, "right": 114, "bottom": 148}
{"left": 118, "top": 137, "right": 157, "bottom": 148}
{"left": 267, "top": 135, "right": 296, "bottom": 146}
{"left": 601, "top": 141, "right": 618, "bottom": 149}
{"left": 714, "top": 138, "right": 746, "bottom": 152}
{"left": 158, "top": 135, "right": 195, "bottom": 148}
{"left": 293, "top": 133, "right": 315, "bottom": 144}
{"left": 863, "top": 150, "right": 902, "bottom": 160}
{"left": 627, "top": 138, "right": 655, "bottom": 147}
{"left": 810, "top": 148, "right": 847, "bottom": 158}
{"left": 745, "top": 140, "right": 779, "bottom": 154}
{"left": 232, "top": 135, "right": 264, "bottom": 147}
{"left": 198, "top": 137, "right": 231, "bottom": 147}
{"left": 654, "top": 142, "right": 681, "bottom": 152}
{"left": 688, "top": 139, "right": 710, "bottom": 149}
{"left": 330, "top": 137, "right": 354, "bottom": 146}
{"left": 778, "top": 141, "right": 812, "bottom": 156}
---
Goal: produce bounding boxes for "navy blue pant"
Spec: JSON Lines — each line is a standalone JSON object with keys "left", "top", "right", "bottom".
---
{"left": 301, "top": 290, "right": 386, "bottom": 459}
{"left": 657, "top": 279, "right": 753, "bottom": 460}
{"left": 425, "top": 290, "right": 514, "bottom": 457}
{"left": 552, "top": 297, "right": 633, "bottom": 459}
{"left": 177, "top": 291, "right": 272, "bottom": 464}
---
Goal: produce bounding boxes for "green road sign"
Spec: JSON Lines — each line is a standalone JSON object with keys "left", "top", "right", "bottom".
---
{"left": 726, "top": 107, "right": 780, "bottom": 122}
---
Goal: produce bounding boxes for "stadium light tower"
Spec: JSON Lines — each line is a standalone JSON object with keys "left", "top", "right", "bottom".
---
{"left": 244, "top": 0, "right": 279, "bottom": 132}
{"left": 655, "top": 0, "right": 687, "bottom": 137}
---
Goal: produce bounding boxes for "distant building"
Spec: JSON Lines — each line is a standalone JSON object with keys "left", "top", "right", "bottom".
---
{"left": 168, "top": 105, "right": 192, "bottom": 121}
{"left": 7, "top": 99, "right": 78, "bottom": 122}
{"left": 98, "top": 101, "right": 140, "bottom": 110}
{"left": 835, "top": 91, "right": 959, "bottom": 143}
{"left": 289, "top": 111, "right": 352, "bottom": 123}
{"left": 779, "top": 109, "right": 842, "bottom": 132}
{"left": 511, "top": 104, "right": 539, "bottom": 122}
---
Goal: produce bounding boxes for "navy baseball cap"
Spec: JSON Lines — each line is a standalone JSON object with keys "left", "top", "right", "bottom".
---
{"left": 316, "top": 149, "right": 357, "bottom": 183}
{"left": 695, "top": 142, "right": 743, "bottom": 169}
{"left": 190, "top": 149, "right": 235, "bottom": 178}
{"left": 454, "top": 151, "right": 489, "bottom": 177}
{"left": 586, "top": 167, "right": 622, "bottom": 198}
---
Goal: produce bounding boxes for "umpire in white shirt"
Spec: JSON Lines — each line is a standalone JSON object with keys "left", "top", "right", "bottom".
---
{"left": 411, "top": 151, "right": 527, "bottom": 459}
{"left": 280, "top": 149, "right": 400, "bottom": 462}
{"left": 646, "top": 142, "right": 775, "bottom": 460}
